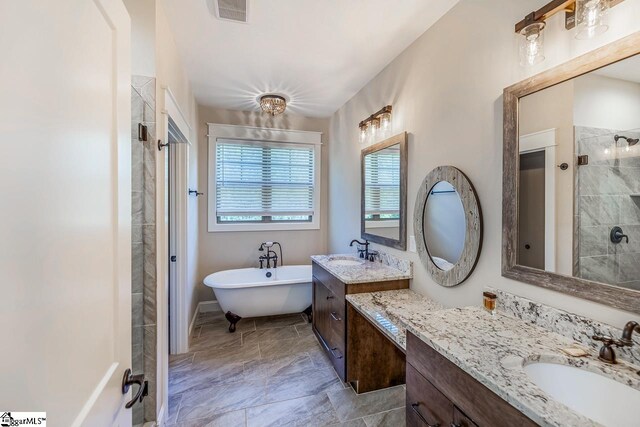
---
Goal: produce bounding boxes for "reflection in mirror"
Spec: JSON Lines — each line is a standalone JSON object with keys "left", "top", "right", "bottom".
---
{"left": 423, "top": 181, "right": 466, "bottom": 271}
{"left": 518, "top": 53, "right": 640, "bottom": 291}
{"left": 364, "top": 144, "right": 400, "bottom": 241}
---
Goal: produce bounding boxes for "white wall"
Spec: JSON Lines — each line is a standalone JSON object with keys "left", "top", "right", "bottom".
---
{"left": 196, "top": 107, "right": 330, "bottom": 304}
{"left": 125, "top": 0, "right": 156, "bottom": 76}
{"left": 574, "top": 73, "right": 640, "bottom": 131}
{"left": 328, "top": 0, "right": 640, "bottom": 327}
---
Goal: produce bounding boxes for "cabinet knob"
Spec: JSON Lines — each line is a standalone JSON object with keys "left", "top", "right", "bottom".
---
{"left": 330, "top": 311, "right": 342, "bottom": 321}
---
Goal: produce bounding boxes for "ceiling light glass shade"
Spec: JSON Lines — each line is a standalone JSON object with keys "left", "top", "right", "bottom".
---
{"left": 259, "top": 94, "right": 287, "bottom": 116}
{"left": 575, "top": 0, "right": 609, "bottom": 40}
{"left": 519, "top": 22, "right": 545, "bottom": 67}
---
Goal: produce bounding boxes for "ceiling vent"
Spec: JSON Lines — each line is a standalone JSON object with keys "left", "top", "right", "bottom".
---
{"left": 213, "top": 0, "right": 248, "bottom": 23}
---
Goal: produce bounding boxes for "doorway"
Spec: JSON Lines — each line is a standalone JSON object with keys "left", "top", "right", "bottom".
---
{"left": 519, "top": 151, "right": 546, "bottom": 270}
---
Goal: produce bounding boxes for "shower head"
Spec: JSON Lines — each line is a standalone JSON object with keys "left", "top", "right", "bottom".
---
{"left": 614, "top": 134, "right": 639, "bottom": 146}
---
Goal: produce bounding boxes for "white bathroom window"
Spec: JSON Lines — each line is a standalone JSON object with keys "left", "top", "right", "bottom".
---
{"left": 208, "top": 124, "right": 322, "bottom": 232}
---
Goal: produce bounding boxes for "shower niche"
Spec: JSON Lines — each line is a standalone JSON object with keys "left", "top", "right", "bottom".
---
{"left": 503, "top": 33, "right": 640, "bottom": 314}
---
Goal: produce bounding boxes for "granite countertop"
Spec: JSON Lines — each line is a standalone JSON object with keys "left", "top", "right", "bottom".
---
{"left": 345, "top": 289, "right": 443, "bottom": 349}
{"left": 347, "top": 290, "right": 640, "bottom": 427}
{"left": 310, "top": 254, "right": 412, "bottom": 284}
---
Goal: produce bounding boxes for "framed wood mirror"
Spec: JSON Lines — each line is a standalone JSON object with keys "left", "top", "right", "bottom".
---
{"left": 415, "top": 166, "right": 483, "bottom": 287}
{"left": 361, "top": 132, "right": 407, "bottom": 250}
{"left": 503, "top": 31, "right": 640, "bottom": 314}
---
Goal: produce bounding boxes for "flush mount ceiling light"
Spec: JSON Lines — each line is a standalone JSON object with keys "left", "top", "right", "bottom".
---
{"left": 358, "top": 105, "right": 392, "bottom": 144}
{"left": 514, "top": 0, "right": 623, "bottom": 67}
{"left": 259, "top": 94, "right": 287, "bottom": 116}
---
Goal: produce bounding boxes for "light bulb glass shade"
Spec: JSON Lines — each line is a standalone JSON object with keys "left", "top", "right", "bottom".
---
{"left": 368, "top": 118, "right": 379, "bottom": 142}
{"left": 259, "top": 94, "right": 287, "bottom": 116}
{"left": 519, "top": 22, "right": 545, "bottom": 67}
{"left": 575, "top": 0, "right": 609, "bottom": 40}
{"left": 359, "top": 125, "right": 367, "bottom": 143}
{"left": 380, "top": 112, "right": 392, "bottom": 132}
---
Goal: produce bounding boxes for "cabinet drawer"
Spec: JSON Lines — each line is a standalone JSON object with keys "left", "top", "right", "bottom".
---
{"left": 312, "top": 262, "right": 345, "bottom": 300}
{"left": 407, "top": 332, "right": 537, "bottom": 427}
{"left": 406, "top": 363, "right": 452, "bottom": 427}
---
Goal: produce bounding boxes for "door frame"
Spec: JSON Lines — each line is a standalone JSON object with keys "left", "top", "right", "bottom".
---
{"left": 162, "top": 87, "right": 191, "bottom": 356}
{"left": 519, "top": 128, "right": 557, "bottom": 273}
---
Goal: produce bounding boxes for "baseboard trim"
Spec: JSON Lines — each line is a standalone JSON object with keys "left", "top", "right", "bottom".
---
{"left": 188, "top": 300, "right": 221, "bottom": 336}
{"left": 199, "top": 300, "right": 221, "bottom": 313}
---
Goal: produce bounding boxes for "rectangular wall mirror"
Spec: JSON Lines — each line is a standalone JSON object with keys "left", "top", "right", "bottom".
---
{"left": 361, "top": 132, "right": 407, "bottom": 250}
{"left": 503, "top": 32, "right": 640, "bottom": 314}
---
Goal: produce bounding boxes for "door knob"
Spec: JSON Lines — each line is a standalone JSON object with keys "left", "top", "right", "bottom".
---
{"left": 122, "top": 368, "right": 148, "bottom": 409}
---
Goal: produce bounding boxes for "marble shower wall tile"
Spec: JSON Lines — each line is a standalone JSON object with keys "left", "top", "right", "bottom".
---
{"left": 131, "top": 75, "right": 157, "bottom": 423}
{"left": 491, "top": 288, "right": 640, "bottom": 365}
{"left": 579, "top": 254, "right": 617, "bottom": 283}
{"left": 575, "top": 126, "right": 640, "bottom": 291}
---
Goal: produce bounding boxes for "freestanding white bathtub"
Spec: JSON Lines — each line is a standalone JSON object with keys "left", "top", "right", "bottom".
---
{"left": 203, "top": 265, "right": 312, "bottom": 319}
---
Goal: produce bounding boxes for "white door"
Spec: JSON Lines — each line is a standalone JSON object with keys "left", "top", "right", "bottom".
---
{"left": 0, "top": 1, "right": 133, "bottom": 426}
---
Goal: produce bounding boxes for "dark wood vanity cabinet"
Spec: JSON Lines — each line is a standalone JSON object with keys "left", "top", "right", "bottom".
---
{"left": 406, "top": 332, "right": 537, "bottom": 427}
{"left": 311, "top": 261, "right": 409, "bottom": 387}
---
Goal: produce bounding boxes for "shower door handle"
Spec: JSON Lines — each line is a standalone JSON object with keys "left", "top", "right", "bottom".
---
{"left": 122, "top": 368, "right": 148, "bottom": 409}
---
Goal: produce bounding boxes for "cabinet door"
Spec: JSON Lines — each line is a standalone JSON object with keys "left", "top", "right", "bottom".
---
{"left": 453, "top": 407, "right": 478, "bottom": 427}
{"left": 406, "top": 363, "right": 452, "bottom": 427}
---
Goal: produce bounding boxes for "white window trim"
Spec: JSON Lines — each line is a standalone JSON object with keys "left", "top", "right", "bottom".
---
{"left": 207, "top": 123, "right": 322, "bottom": 232}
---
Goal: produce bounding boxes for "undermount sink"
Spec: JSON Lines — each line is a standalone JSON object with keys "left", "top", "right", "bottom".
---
{"left": 524, "top": 362, "right": 640, "bottom": 426}
{"left": 326, "top": 256, "right": 364, "bottom": 267}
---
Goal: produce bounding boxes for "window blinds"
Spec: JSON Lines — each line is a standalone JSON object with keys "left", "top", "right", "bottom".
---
{"left": 215, "top": 139, "right": 315, "bottom": 217}
{"left": 364, "top": 148, "right": 400, "bottom": 216}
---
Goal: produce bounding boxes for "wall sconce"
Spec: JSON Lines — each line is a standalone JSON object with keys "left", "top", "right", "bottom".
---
{"left": 358, "top": 105, "right": 392, "bottom": 144}
{"left": 515, "top": 0, "right": 622, "bottom": 67}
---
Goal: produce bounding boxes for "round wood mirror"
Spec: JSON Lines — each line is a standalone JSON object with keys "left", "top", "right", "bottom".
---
{"left": 414, "top": 166, "right": 483, "bottom": 287}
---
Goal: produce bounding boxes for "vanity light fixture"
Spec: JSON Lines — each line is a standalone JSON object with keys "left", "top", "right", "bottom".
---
{"left": 514, "top": 0, "right": 623, "bottom": 66}
{"left": 259, "top": 94, "right": 287, "bottom": 116}
{"left": 358, "top": 105, "right": 392, "bottom": 144}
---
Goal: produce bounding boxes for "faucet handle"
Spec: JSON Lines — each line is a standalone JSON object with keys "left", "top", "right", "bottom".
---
{"left": 592, "top": 335, "right": 624, "bottom": 346}
{"left": 592, "top": 335, "right": 625, "bottom": 364}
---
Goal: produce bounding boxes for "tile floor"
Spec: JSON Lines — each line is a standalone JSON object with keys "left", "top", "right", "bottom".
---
{"left": 167, "top": 311, "right": 406, "bottom": 427}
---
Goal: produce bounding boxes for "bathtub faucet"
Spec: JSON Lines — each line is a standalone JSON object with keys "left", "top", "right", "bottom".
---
{"left": 259, "top": 241, "right": 282, "bottom": 268}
